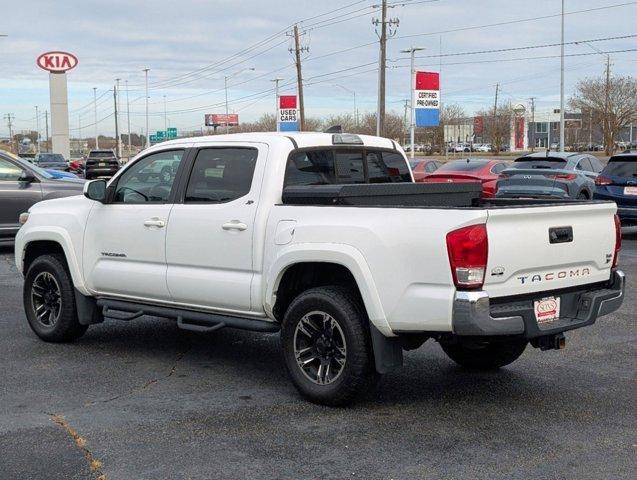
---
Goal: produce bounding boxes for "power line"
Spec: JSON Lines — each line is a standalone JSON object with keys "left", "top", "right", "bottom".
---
{"left": 395, "top": 1, "right": 637, "bottom": 40}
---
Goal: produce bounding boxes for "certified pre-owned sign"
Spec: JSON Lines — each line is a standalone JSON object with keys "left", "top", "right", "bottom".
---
{"left": 36, "top": 51, "right": 78, "bottom": 73}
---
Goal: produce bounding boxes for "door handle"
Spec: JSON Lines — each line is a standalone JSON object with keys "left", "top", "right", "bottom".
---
{"left": 143, "top": 218, "right": 165, "bottom": 228}
{"left": 222, "top": 221, "right": 248, "bottom": 231}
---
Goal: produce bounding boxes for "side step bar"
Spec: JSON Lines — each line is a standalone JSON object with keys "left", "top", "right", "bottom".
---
{"left": 96, "top": 298, "right": 280, "bottom": 333}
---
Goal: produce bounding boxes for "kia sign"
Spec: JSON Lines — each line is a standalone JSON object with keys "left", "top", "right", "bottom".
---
{"left": 278, "top": 95, "right": 298, "bottom": 132}
{"left": 414, "top": 71, "right": 440, "bottom": 128}
{"left": 36, "top": 51, "right": 78, "bottom": 73}
{"left": 205, "top": 113, "right": 239, "bottom": 127}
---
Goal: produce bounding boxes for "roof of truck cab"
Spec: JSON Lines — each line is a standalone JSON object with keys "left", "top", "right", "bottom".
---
{"left": 159, "top": 132, "right": 398, "bottom": 150}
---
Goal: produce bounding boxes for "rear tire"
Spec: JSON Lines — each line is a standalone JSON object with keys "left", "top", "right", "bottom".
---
{"left": 281, "top": 286, "right": 379, "bottom": 406}
{"left": 576, "top": 191, "right": 589, "bottom": 199}
{"left": 440, "top": 339, "right": 527, "bottom": 370}
{"left": 23, "top": 254, "right": 88, "bottom": 343}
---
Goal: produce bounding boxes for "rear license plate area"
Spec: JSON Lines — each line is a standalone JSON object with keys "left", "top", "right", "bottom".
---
{"left": 624, "top": 186, "right": 637, "bottom": 195}
{"left": 534, "top": 296, "right": 560, "bottom": 325}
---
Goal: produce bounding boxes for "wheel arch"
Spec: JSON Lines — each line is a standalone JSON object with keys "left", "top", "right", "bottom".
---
{"left": 264, "top": 245, "right": 391, "bottom": 336}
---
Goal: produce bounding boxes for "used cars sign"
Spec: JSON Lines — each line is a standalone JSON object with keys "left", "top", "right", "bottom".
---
{"left": 36, "top": 51, "right": 78, "bottom": 73}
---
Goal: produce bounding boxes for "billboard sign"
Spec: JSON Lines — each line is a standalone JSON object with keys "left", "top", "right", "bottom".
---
{"left": 37, "top": 51, "right": 78, "bottom": 73}
{"left": 205, "top": 114, "right": 239, "bottom": 127}
{"left": 278, "top": 95, "right": 298, "bottom": 132}
{"left": 414, "top": 71, "right": 440, "bottom": 128}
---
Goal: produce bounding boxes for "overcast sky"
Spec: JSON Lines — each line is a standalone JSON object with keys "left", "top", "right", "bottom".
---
{"left": 1, "top": 0, "right": 636, "bottom": 136}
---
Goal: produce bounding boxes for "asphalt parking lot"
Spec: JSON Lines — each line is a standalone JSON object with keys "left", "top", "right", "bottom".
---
{"left": 0, "top": 237, "right": 635, "bottom": 480}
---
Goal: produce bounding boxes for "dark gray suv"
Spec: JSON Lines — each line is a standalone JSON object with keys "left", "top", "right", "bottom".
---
{"left": 0, "top": 151, "right": 85, "bottom": 245}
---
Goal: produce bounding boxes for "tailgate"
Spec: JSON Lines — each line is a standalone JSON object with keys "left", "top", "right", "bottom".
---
{"left": 484, "top": 202, "right": 617, "bottom": 298}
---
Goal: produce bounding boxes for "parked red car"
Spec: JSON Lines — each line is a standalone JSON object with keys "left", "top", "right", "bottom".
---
{"left": 409, "top": 159, "right": 442, "bottom": 182}
{"left": 420, "top": 158, "right": 510, "bottom": 197}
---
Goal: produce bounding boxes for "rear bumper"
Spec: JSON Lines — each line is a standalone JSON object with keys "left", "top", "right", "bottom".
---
{"left": 85, "top": 167, "right": 119, "bottom": 177}
{"left": 451, "top": 269, "right": 625, "bottom": 338}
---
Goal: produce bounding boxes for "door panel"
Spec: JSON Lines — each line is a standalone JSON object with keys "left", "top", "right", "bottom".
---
{"left": 83, "top": 149, "right": 186, "bottom": 300}
{"left": 166, "top": 145, "right": 266, "bottom": 312}
{"left": 0, "top": 157, "right": 42, "bottom": 238}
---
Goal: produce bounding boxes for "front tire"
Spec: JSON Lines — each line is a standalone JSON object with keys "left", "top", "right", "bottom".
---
{"left": 281, "top": 286, "right": 379, "bottom": 406}
{"left": 440, "top": 339, "right": 527, "bottom": 370}
{"left": 23, "top": 254, "right": 88, "bottom": 342}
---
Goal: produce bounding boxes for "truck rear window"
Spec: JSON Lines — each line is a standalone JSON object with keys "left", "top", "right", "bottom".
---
{"left": 285, "top": 149, "right": 410, "bottom": 186}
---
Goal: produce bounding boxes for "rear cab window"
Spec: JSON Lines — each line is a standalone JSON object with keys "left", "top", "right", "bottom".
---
{"left": 285, "top": 148, "right": 411, "bottom": 187}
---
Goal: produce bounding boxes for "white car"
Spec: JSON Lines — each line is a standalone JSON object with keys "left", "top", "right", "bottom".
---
{"left": 476, "top": 143, "right": 492, "bottom": 152}
{"left": 15, "top": 132, "right": 624, "bottom": 405}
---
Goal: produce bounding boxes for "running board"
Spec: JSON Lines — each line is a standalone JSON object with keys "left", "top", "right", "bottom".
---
{"left": 96, "top": 299, "right": 280, "bottom": 333}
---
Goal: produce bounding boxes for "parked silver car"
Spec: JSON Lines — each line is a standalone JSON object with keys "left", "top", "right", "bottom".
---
{"left": 495, "top": 151, "right": 603, "bottom": 199}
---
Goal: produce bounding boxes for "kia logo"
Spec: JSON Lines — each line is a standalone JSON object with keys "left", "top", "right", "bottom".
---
{"left": 36, "top": 51, "right": 78, "bottom": 73}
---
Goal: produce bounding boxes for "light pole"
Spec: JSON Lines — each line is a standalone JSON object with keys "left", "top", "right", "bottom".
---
{"left": 333, "top": 84, "right": 358, "bottom": 129}
{"left": 143, "top": 68, "right": 150, "bottom": 148}
{"left": 224, "top": 67, "right": 255, "bottom": 134}
{"left": 401, "top": 47, "right": 424, "bottom": 159}
{"left": 34, "top": 105, "right": 40, "bottom": 153}
{"left": 93, "top": 87, "right": 99, "bottom": 149}
{"left": 559, "top": 0, "right": 565, "bottom": 152}
{"left": 271, "top": 78, "right": 284, "bottom": 132}
{"left": 163, "top": 95, "right": 167, "bottom": 137}
{"left": 125, "top": 80, "right": 131, "bottom": 158}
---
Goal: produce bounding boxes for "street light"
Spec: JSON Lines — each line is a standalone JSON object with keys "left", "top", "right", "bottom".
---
{"left": 559, "top": 0, "right": 565, "bottom": 152}
{"left": 143, "top": 68, "right": 150, "bottom": 148}
{"left": 332, "top": 84, "right": 358, "bottom": 129}
{"left": 224, "top": 67, "right": 255, "bottom": 134}
{"left": 400, "top": 46, "right": 425, "bottom": 159}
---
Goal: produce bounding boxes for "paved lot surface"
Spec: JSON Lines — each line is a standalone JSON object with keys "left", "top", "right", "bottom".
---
{"left": 0, "top": 235, "right": 635, "bottom": 480}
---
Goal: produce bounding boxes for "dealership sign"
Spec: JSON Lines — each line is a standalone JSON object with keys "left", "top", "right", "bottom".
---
{"left": 278, "top": 95, "right": 298, "bottom": 132}
{"left": 205, "top": 113, "right": 239, "bottom": 127}
{"left": 414, "top": 71, "right": 440, "bottom": 128}
{"left": 36, "top": 51, "right": 78, "bottom": 73}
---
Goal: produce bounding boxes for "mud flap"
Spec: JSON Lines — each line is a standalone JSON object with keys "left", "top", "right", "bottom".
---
{"left": 369, "top": 323, "right": 403, "bottom": 374}
{"left": 74, "top": 289, "right": 104, "bottom": 325}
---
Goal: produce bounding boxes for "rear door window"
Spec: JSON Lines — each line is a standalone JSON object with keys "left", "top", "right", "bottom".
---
{"left": 577, "top": 158, "right": 593, "bottom": 172}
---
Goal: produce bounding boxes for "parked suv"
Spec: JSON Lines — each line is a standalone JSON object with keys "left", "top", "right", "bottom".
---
{"left": 84, "top": 149, "right": 119, "bottom": 179}
{"left": 33, "top": 153, "right": 69, "bottom": 171}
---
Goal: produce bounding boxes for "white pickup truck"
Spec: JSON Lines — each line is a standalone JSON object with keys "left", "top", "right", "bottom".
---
{"left": 15, "top": 132, "right": 625, "bottom": 405}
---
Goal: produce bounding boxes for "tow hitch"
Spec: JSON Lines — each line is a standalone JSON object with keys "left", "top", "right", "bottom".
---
{"left": 532, "top": 333, "right": 566, "bottom": 351}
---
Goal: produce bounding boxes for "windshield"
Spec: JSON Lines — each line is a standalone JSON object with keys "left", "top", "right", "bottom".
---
{"left": 602, "top": 156, "right": 637, "bottom": 177}
{"left": 89, "top": 151, "right": 115, "bottom": 158}
{"left": 512, "top": 157, "right": 567, "bottom": 169}
{"left": 436, "top": 160, "right": 488, "bottom": 172}
{"left": 38, "top": 153, "right": 66, "bottom": 164}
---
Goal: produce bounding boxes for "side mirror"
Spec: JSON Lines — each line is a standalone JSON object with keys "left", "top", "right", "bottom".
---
{"left": 84, "top": 179, "right": 107, "bottom": 203}
{"left": 19, "top": 171, "right": 36, "bottom": 183}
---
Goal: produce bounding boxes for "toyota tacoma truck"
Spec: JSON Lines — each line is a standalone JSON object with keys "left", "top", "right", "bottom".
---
{"left": 14, "top": 132, "right": 625, "bottom": 405}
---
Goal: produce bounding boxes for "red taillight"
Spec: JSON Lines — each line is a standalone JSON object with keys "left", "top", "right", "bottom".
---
{"left": 544, "top": 173, "right": 577, "bottom": 181}
{"left": 613, "top": 214, "right": 621, "bottom": 268}
{"left": 446, "top": 224, "right": 488, "bottom": 289}
{"left": 595, "top": 176, "right": 612, "bottom": 186}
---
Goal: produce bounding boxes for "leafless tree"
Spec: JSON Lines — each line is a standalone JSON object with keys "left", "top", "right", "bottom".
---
{"left": 570, "top": 75, "right": 637, "bottom": 155}
{"left": 474, "top": 102, "right": 513, "bottom": 155}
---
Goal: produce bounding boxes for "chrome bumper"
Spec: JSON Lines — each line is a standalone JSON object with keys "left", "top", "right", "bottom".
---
{"left": 451, "top": 270, "right": 625, "bottom": 337}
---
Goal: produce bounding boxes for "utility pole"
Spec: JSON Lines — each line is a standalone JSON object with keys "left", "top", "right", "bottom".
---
{"left": 4, "top": 113, "right": 15, "bottom": 153}
{"left": 493, "top": 83, "right": 499, "bottom": 149}
{"left": 559, "top": 0, "right": 565, "bottom": 152}
{"left": 401, "top": 47, "right": 424, "bottom": 159}
{"left": 115, "top": 78, "right": 122, "bottom": 158}
{"left": 44, "top": 110, "right": 49, "bottom": 152}
{"left": 113, "top": 85, "right": 120, "bottom": 158}
{"left": 373, "top": 0, "right": 399, "bottom": 137}
{"left": 290, "top": 25, "right": 308, "bottom": 131}
{"left": 271, "top": 78, "right": 284, "bottom": 132}
{"left": 125, "top": 80, "right": 131, "bottom": 158}
{"left": 402, "top": 99, "right": 409, "bottom": 146}
{"left": 163, "top": 95, "right": 167, "bottom": 137}
{"left": 224, "top": 76, "right": 230, "bottom": 134}
{"left": 78, "top": 114, "right": 82, "bottom": 155}
{"left": 604, "top": 55, "right": 611, "bottom": 153}
{"left": 529, "top": 97, "right": 536, "bottom": 152}
{"left": 93, "top": 87, "right": 99, "bottom": 149}
{"left": 35, "top": 105, "right": 40, "bottom": 153}
{"left": 143, "top": 68, "right": 150, "bottom": 149}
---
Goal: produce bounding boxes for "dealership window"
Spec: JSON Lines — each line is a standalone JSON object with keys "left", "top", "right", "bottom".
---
{"left": 185, "top": 148, "right": 258, "bottom": 203}
{"left": 535, "top": 122, "right": 548, "bottom": 134}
